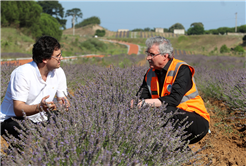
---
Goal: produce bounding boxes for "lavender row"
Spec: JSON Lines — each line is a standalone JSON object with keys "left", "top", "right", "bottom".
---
{"left": 1, "top": 64, "right": 199, "bottom": 165}
{"left": 175, "top": 54, "right": 246, "bottom": 114}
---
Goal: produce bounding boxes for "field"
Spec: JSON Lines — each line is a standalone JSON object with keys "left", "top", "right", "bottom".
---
{"left": 1, "top": 27, "right": 246, "bottom": 165}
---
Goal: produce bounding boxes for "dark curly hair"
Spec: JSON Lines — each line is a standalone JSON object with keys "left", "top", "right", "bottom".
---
{"left": 32, "top": 36, "right": 60, "bottom": 64}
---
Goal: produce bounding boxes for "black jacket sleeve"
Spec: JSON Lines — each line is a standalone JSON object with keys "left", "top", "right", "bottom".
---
{"left": 136, "top": 73, "right": 151, "bottom": 99}
{"left": 158, "top": 65, "right": 192, "bottom": 106}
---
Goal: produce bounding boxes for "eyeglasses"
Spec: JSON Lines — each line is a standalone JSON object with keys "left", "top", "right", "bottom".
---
{"left": 51, "top": 52, "right": 62, "bottom": 61}
{"left": 145, "top": 51, "right": 161, "bottom": 58}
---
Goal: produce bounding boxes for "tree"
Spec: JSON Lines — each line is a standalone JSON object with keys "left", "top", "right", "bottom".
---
{"left": 1, "top": 1, "right": 42, "bottom": 28}
{"left": 75, "top": 16, "right": 100, "bottom": 28}
{"left": 37, "top": 1, "right": 67, "bottom": 29}
{"left": 95, "top": 29, "right": 106, "bottom": 37}
{"left": 143, "top": 27, "right": 151, "bottom": 32}
{"left": 190, "top": 22, "right": 204, "bottom": 28}
{"left": 168, "top": 23, "right": 185, "bottom": 33}
{"left": 65, "top": 8, "right": 83, "bottom": 35}
{"left": 163, "top": 28, "right": 169, "bottom": 32}
{"left": 237, "top": 25, "right": 246, "bottom": 33}
{"left": 30, "top": 13, "right": 62, "bottom": 41}
{"left": 187, "top": 25, "right": 204, "bottom": 35}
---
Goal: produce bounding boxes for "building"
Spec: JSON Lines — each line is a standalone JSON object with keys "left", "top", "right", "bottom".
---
{"left": 155, "top": 28, "right": 163, "bottom": 33}
{"left": 118, "top": 29, "right": 129, "bottom": 32}
{"left": 174, "top": 29, "right": 185, "bottom": 35}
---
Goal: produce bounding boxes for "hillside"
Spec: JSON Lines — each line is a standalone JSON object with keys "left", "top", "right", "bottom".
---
{"left": 63, "top": 24, "right": 115, "bottom": 37}
{"left": 1, "top": 26, "right": 245, "bottom": 58}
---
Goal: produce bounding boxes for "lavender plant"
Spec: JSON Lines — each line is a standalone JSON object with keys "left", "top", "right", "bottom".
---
{"left": 1, "top": 63, "right": 18, "bottom": 102}
{"left": 1, "top": 64, "right": 199, "bottom": 165}
{"left": 3, "top": 53, "right": 245, "bottom": 165}
{"left": 175, "top": 54, "right": 246, "bottom": 115}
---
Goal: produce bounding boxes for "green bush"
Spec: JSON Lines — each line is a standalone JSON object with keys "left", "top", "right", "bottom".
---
{"left": 80, "top": 38, "right": 107, "bottom": 52}
{"left": 220, "top": 44, "right": 230, "bottom": 53}
{"left": 95, "top": 29, "right": 106, "bottom": 37}
{"left": 187, "top": 25, "right": 204, "bottom": 35}
{"left": 243, "top": 35, "right": 246, "bottom": 43}
{"left": 75, "top": 16, "right": 100, "bottom": 28}
{"left": 30, "top": 13, "right": 62, "bottom": 41}
{"left": 234, "top": 45, "right": 245, "bottom": 53}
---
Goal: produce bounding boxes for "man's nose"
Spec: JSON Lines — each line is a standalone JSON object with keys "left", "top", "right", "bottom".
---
{"left": 146, "top": 55, "right": 151, "bottom": 60}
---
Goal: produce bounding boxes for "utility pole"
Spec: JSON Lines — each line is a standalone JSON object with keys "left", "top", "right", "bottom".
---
{"left": 235, "top": 12, "right": 237, "bottom": 33}
{"left": 73, "top": 14, "right": 75, "bottom": 36}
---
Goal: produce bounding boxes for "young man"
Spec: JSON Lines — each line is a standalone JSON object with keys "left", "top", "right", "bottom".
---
{"left": 133, "top": 36, "right": 209, "bottom": 144}
{"left": 1, "top": 36, "right": 69, "bottom": 139}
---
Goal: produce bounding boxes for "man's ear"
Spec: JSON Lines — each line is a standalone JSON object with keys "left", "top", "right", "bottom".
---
{"left": 164, "top": 53, "right": 168, "bottom": 59}
{"left": 42, "top": 59, "right": 48, "bottom": 64}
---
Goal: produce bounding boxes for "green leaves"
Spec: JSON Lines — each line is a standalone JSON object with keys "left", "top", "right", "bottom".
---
{"left": 75, "top": 16, "right": 100, "bottom": 28}
{"left": 168, "top": 23, "right": 185, "bottom": 33}
{"left": 220, "top": 44, "right": 230, "bottom": 53}
{"left": 37, "top": 1, "right": 67, "bottom": 29}
{"left": 187, "top": 25, "right": 205, "bottom": 35}
{"left": 95, "top": 29, "right": 106, "bottom": 37}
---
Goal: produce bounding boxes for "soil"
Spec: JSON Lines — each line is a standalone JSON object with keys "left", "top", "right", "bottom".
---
{"left": 190, "top": 100, "right": 246, "bottom": 166}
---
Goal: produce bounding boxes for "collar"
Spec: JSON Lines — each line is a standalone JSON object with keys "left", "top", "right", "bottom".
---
{"left": 32, "top": 61, "right": 54, "bottom": 83}
{"left": 155, "top": 58, "right": 173, "bottom": 74}
{"left": 163, "top": 58, "right": 173, "bottom": 71}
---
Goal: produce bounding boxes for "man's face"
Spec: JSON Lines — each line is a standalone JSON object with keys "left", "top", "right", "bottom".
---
{"left": 146, "top": 44, "right": 167, "bottom": 70}
{"left": 47, "top": 49, "right": 63, "bottom": 70}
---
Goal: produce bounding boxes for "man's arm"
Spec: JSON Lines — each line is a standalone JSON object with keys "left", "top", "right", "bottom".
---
{"left": 131, "top": 74, "right": 151, "bottom": 108}
{"left": 138, "top": 65, "right": 192, "bottom": 108}
{"left": 13, "top": 95, "right": 56, "bottom": 117}
{"left": 136, "top": 74, "right": 151, "bottom": 99}
{"left": 158, "top": 65, "right": 192, "bottom": 106}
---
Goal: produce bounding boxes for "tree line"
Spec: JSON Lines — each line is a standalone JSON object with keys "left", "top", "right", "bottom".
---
{"left": 131, "top": 22, "right": 246, "bottom": 35}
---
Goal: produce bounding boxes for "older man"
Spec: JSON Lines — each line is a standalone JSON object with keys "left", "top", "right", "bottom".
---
{"left": 134, "top": 36, "right": 209, "bottom": 144}
{"left": 1, "top": 36, "right": 69, "bottom": 139}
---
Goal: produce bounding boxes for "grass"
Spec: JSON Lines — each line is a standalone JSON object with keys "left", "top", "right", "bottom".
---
{"left": 108, "top": 34, "right": 245, "bottom": 56}
{"left": 1, "top": 28, "right": 34, "bottom": 54}
{"left": 1, "top": 28, "right": 128, "bottom": 59}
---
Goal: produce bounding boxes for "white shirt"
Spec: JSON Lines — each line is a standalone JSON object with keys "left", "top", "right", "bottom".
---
{"left": 0, "top": 61, "right": 67, "bottom": 123}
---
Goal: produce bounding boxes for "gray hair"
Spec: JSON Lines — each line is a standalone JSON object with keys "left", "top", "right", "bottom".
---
{"left": 145, "top": 36, "right": 174, "bottom": 58}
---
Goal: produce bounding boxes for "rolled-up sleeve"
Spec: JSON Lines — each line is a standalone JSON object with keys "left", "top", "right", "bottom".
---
{"left": 11, "top": 71, "right": 29, "bottom": 102}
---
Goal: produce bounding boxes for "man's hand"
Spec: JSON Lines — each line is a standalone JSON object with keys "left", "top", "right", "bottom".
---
{"left": 13, "top": 95, "right": 55, "bottom": 117}
{"left": 137, "top": 99, "right": 162, "bottom": 108}
{"left": 39, "top": 95, "right": 56, "bottom": 112}
{"left": 57, "top": 97, "right": 70, "bottom": 111}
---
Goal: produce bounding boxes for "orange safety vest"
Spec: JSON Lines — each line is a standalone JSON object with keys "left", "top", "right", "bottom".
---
{"left": 144, "top": 58, "right": 210, "bottom": 122}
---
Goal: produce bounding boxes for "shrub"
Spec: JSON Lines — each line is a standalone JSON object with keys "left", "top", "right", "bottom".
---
{"left": 95, "top": 29, "right": 106, "bottom": 37}
{"left": 80, "top": 38, "right": 107, "bottom": 52}
{"left": 220, "top": 44, "right": 230, "bottom": 53}
{"left": 234, "top": 45, "right": 245, "bottom": 53}
{"left": 242, "top": 35, "right": 246, "bottom": 44}
{"left": 75, "top": 16, "right": 100, "bottom": 28}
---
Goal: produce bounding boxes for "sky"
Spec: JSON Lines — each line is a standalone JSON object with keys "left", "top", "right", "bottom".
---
{"left": 59, "top": 1, "right": 246, "bottom": 31}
